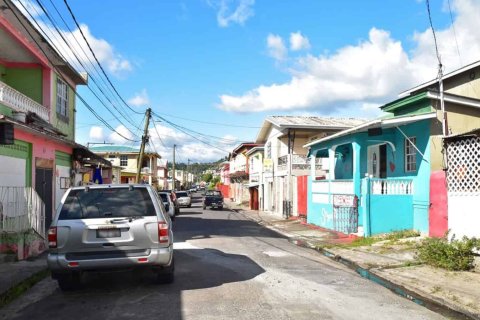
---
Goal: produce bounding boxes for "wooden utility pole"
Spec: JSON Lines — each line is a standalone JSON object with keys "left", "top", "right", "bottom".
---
{"left": 136, "top": 108, "right": 151, "bottom": 183}
{"left": 172, "top": 144, "right": 176, "bottom": 190}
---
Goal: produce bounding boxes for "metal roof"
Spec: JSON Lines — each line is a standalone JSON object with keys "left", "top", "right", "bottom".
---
{"left": 256, "top": 116, "right": 367, "bottom": 143}
{"left": 304, "top": 113, "right": 437, "bottom": 148}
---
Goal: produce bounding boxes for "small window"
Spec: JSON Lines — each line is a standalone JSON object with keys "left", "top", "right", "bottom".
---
{"left": 108, "top": 155, "right": 116, "bottom": 159}
{"left": 405, "top": 137, "right": 417, "bottom": 172}
{"left": 56, "top": 78, "right": 69, "bottom": 119}
{"left": 120, "top": 155, "right": 128, "bottom": 166}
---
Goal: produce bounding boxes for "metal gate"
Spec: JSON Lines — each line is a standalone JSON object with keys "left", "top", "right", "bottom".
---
{"left": 333, "top": 194, "right": 358, "bottom": 234}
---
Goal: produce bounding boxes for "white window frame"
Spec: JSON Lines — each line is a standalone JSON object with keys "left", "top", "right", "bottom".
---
{"left": 56, "top": 78, "right": 69, "bottom": 119}
{"left": 404, "top": 137, "right": 417, "bottom": 172}
{"left": 120, "top": 155, "right": 128, "bottom": 167}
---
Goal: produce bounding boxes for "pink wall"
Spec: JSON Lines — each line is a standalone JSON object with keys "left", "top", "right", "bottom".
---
{"left": 15, "top": 129, "right": 72, "bottom": 183}
{"left": 429, "top": 171, "right": 448, "bottom": 237}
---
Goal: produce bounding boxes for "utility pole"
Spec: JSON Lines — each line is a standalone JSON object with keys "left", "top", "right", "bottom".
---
{"left": 172, "top": 144, "right": 176, "bottom": 190}
{"left": 136, "top": 108, "right": 151, "bottom": 184}
{"left": 187, "top": 159, "right": 191, "bottom": 188}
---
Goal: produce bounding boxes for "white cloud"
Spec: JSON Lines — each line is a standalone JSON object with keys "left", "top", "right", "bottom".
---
{"left": 290, "top": 32, "right": 311, "bottom": 51}
{"left": 13, "top": 1, "right": 133, "bottom": 76}
{"left": 208, "top": 0, "right": 255, "bottom": 27}
{"left": 218, "top": 0, "right": 480, "bottom": 114}
{"left": 128, "top": 89, "right": 150, "bottom": 107}
{"left": 89, "top": 126, "right": 104, "bottom": 140}
{"left": 109, "top": 125, "right": 135, "bottom": 144}
{"left": 267, "top": 34, "right": 287, "bottom": 61}
{"left": 148, "top": 124, "right": 234, "bottom": 162}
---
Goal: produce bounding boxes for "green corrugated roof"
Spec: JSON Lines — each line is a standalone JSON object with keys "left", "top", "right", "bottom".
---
{"left": 380, "top": 91, "right": 429, "bottom": 112}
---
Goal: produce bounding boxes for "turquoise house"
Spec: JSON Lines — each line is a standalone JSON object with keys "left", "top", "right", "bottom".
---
{"left": 304, "top": 89, "right": 480, "bottom": 236}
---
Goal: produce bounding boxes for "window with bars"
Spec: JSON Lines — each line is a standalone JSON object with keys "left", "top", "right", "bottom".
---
{"left": 56, "top": 78, "right": 69, "bottom": 119}
{"left": 120, "top": 155, "right": 128, "bottom": 166}
{"left": 404, "top": 137, "right": 417, "bottom": 172}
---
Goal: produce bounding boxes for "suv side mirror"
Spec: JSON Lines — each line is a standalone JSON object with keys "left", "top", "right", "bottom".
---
{"left": 165, "top": 204, "right": 170, "bottom": 211}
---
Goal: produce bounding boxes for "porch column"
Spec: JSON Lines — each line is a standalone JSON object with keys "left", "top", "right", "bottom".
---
{"left": 328, "top": 148, "right": 335, "bottom": 180}
{"left": 310, "top": 152, "right": 316, "bottom": 179}
{"left": 352, "top": 142, "right": 361, "bottom": 196}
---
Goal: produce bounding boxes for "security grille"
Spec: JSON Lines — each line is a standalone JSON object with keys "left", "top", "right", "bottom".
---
{"left": 446, "top": 136, "right": 480, "bottom": 193}
{"left": 333, "top": 195, "right": 358, "bottom": 234}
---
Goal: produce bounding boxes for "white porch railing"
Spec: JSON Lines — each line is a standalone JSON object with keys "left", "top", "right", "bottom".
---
{"left": 278, "top": 154, "right": 322, "bottom": 171}
{"left": 0, "top": 81, "right": 49, "bottom": 122}
{"left": 311, "top": 180, "right": 355, "bottom": 194}
{"left": 371, "top": 178, "right": 414, "bottom": 195}
{"left": 0, "top": 187, "right": 46, "bottom": 239}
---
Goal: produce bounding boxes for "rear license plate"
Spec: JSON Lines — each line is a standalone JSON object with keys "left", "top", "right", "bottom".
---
{"left": 97, "top": 229, "right": 121, "bottom": 238}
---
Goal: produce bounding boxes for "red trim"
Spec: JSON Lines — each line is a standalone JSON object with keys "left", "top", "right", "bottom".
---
{"left": 0, "top": 16, "right": 49, "bottom": 67}
{"left": 0, "top": 60, "right": 42, "bottom": 68}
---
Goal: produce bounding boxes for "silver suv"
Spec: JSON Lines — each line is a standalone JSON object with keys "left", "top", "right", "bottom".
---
{"left": 47, "top": 184, "right": 174, "bottom": 290}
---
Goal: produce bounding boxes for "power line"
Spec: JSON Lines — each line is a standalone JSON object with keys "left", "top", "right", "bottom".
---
{"left": 153, "top": 114, "right": 230, "bottom": 154}
{"left": 446, "top": 0, "right": 462, "bottom": 65}
{"left": 31, "top": 0, "right": 142, "bottom": 133}
{"left": 425, "top": 0, "right": 442, "bottom": 66}
{"left": 7, "top": 1, "right": 139, "bottom": 142}
{"left": 156, "top": 111, "right": 261, "bottom": 128}
{"left": 62, "top": 0, "right": 144, "bottom": 115}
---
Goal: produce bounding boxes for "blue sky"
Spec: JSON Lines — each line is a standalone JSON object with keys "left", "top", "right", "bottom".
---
{"left": 16, "top": 0, "right": 480, "bottom": 163}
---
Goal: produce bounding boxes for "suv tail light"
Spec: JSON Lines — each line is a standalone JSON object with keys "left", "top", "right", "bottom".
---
{"left": 158, "top": 222, "right": 169, "bottom": 244}
{"left": 48, "top": 227, "right": 57, "bottom": 248}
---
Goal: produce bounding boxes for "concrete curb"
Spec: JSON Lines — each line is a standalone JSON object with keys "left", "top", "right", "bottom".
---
{"left": 0, "top": 267, "right": 49, "bottom": 309}
{"left": 229, "top": 206, "right": 476, "bottom": 320}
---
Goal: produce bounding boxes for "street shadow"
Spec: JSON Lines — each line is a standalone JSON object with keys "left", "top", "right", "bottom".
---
{"left": 9, "top": 248, "right": 265, "bottom": 320}
{"left": 173, "top": 216, "right": 287, "bottom": 242}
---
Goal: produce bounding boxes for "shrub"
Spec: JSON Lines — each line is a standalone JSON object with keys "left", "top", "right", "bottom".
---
{"left": 416, "top": 235, "right": 480, "bottom": 271}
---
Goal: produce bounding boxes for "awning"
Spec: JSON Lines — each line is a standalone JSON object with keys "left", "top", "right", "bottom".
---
{"left": 73, "top": 145, "right": 112, "bottom": 168}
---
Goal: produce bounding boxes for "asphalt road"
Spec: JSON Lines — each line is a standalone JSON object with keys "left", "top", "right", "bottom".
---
{"left": 0, "top": 193, "right": 446, "bottom": 320}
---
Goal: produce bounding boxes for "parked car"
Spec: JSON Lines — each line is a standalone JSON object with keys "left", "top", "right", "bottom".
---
{"left": 203, "top": 190, "right": 223, "bottom": 210}
{"left": 158, "top": 192, "right": 176, "bottom": 221}
{"left": 47, "top": 184, "right": 174, "bottom": 290}
{"left": 175, "top": 191, "right": 191, "bottom": 208}
{"left": 159, "top": 190, "right": 180, "bottom": 215}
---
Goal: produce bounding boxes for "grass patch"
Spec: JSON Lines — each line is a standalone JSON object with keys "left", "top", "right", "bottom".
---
{"left": 385, "top": 230, "right": 420, "bottom": 241}
{"left": 0, "top": 269, "right": 49, "bottom": 308}
{"left": 416, "top": 235, "right": 480, "bottom": 271}
{"left": 341, "top": 236, "right": 383, "bottom": 247}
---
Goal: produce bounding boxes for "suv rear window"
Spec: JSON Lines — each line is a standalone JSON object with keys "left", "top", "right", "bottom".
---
{"left": 206, "top": 191, "right": 221, "bottom": 196}
{"left": 158, "top": 193, "right": 168, "bottom": 202}
{"left": 176, "top": 192, "right": 188, "bottom": 197}
{"left": 59, "top": 187, "right": 155, "bottom": 220}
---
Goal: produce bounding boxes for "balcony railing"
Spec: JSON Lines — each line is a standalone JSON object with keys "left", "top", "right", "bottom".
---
{"left": 0, "top": 81, "right": 49, "bottom": 122}
{"left": 278, "top": 154, "right": 322, "bottom": 171}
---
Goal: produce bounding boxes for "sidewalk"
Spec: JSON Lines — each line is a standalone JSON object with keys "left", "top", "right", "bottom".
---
{"left": 0, "top": 253, "right": 48, "bottom": 308}
{"left": 226, "top": 199, "right": 480, "bottom": 320}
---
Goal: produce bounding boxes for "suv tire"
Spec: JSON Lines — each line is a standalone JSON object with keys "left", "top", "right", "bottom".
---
{"left": 56, "top": 273, "right": 82, "bottom": 291}
{"left": 156, "top": 257, "right": 175, "bottom": 284}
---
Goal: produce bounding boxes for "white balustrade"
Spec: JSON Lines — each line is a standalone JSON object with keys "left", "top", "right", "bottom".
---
{"left": 331, "top": 180, "right": 354, "bottom": 194}
{"left": 371, "top": 179, "right": 414, "bottom": 195}
{"left": 0, "top": 81, "right": 49, "bottom": 122}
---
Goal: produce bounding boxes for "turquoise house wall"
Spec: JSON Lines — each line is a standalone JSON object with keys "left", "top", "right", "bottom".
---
{"left": 307, "top": 119, "right": 431, "bottom": 235}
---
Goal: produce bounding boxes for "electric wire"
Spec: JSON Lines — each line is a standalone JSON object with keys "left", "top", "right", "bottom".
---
{"left": 446, "top": 0, "right": 462, "bottom": 65}
{"left": 425, "top": 0, "right": 442, "bottom": 66}
{"left": 32, "top": 0, "right": 142, "bottom": 132}
{"left": 45, "top": 0, "right": 135, "bottom": 119}
{"left": 62, "top": 0, "right": 143, "bottom": 115}
{"left": 155, "top": 111, "right": 261, "bottom": 128}
{"left": 7, "top": 1, "right": 139, "bottom": 142}
{"left": 154, "top": 115, "right": 230, "bottom": 154}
